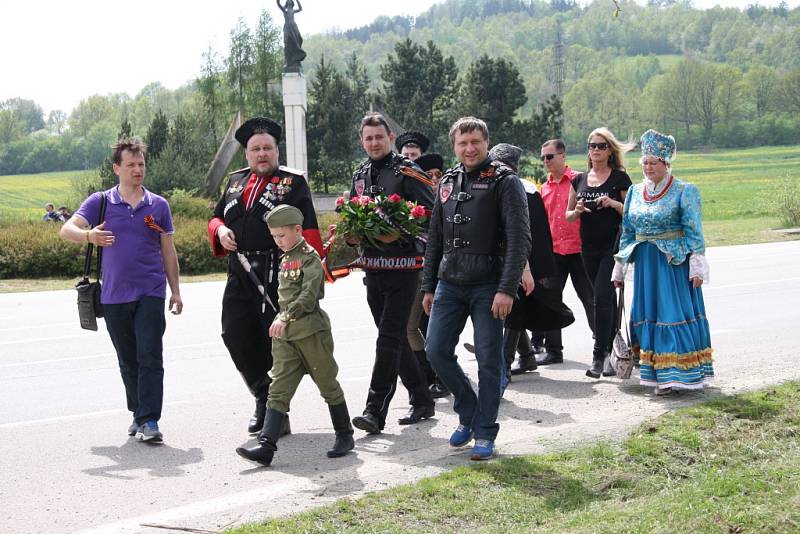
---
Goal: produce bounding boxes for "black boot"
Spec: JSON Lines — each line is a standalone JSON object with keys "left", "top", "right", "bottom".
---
{"left": 510, "top": 354, "right": 538, "bottom": 375}
{"left": 236, "top": 408, "right": 285, "bottom": 466}
{"left": 586, "top": 353, "right": 604, "bottom": 378}
{"left": 247, "top": 397, "right": 267, "bottom": 433}
{"left": 327, "top": 402, "right": 355, "bottom": 458}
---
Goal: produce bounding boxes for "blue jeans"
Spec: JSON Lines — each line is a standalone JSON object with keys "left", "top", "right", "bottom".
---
{"left": 425, "top": 280, "right": 504, "bottom": 441}
{"left": 103, "top": 297, "right": 166, "bottom": 425}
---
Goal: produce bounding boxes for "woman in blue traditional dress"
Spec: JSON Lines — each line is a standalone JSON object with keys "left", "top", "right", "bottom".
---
{"left": 612, "top": 130, "right": 713, "bottom": 395}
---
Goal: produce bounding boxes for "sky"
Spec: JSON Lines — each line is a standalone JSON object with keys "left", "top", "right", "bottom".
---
{"left": 1, "top": 0, "right": 797, "bottom": 115}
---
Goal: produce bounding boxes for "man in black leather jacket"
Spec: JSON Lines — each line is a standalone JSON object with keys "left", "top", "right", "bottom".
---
{"left": 348, "top": 113, "right": 436, "bottom": 435}
{"left": 421, "top": 117, "right": 531, "bottom": 460}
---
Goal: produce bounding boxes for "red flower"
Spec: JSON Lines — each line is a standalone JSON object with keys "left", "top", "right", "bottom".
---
{"left": 356, "top": 195, "right": 372, "bottom": 207}
{"left": 410, "top": 205, "right": 427, "bottom": 219}
{"left": 335, "top": 196, "right": 345, "bottom": 207}
{"left": 388, "top": 193, "right": 402, "bottom": 203}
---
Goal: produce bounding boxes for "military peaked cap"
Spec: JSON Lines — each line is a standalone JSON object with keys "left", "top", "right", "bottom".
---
{"left": 416, "top": 153, "right": 444, "bottom": 173}
{"left": 395, "top": 130, "right": 430, "bottom": 153}
{"left": 235, "top": 117, "right": 282, "bottom": 147}
{"left": 266, "top": 204, "right": 304, "bottom": 227}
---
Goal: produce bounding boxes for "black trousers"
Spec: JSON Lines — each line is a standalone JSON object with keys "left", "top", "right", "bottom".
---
{"left": 581, "top": 249, "right": 616, "bottom": 360}
{"left": 221, "top": 251, "right": 280, "bottom": 401}
{"left": 363, "top": 269, "right": 433, "bottom": 426}
{"left": 537, "top": 252, "right": 595, "bottom": 354}
{"left": 503, "top": 328, "right": 534, "bottom": 368}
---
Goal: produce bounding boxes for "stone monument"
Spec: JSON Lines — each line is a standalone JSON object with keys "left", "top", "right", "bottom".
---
{"left": 278, "top": 0, "right": 307, "bottom": 175}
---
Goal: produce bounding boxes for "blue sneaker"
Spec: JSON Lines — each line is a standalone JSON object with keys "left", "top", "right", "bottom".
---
{"left": 136, "top": 420, "right": 163, "bottom": 442}
{"left": 470, "top": 439, "right": 494, "bottom": 460}
{"left": 449, "top": 424, "right": 473, "bottom": 447}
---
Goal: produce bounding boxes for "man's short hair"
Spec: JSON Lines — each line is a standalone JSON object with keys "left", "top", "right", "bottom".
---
{"left": 542, "top": 139, "right": 566, "bottom": 152}
{"left": 448, "top": 117, "right": 489, "bottom": 144}
{"left": 44, "top": 203, "right": 54, "bottom": 209}
{"left": 111, "top": 138, "right": 148, "bottom": 165}
{"left": 359, "top": 113, "right": 391, "bottom": 135}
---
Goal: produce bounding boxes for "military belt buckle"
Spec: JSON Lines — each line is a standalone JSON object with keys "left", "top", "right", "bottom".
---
{"left": 368, "top": 185, "right": 384, "bottom": 195}
{"left": 449, "top": 238, "right": 470, "bottom": 248}
{"left": 455, "top": 192, "right": 472, "bottom": 201}
{"left": 448, "top": 214, "right": 471, "bottom": 224}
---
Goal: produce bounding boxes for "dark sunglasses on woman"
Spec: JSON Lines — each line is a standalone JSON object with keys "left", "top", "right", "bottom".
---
{"left": 587, "top": 142, "right": 609, "bottom": 151}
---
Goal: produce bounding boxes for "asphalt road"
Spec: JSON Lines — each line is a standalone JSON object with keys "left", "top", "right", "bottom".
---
{"left": 1, "top": 241, "right": 799, "bottom": 533}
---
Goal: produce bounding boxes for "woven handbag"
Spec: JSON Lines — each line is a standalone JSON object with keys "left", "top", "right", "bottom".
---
{"left": 610, "top": 286, "right": 634, "bottom": 379}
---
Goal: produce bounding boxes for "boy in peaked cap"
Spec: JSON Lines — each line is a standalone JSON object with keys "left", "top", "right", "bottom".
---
{"left": 236, "top": 205, "right": 354, "bottom": 466}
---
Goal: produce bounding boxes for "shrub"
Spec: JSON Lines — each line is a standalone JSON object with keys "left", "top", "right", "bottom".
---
{"left": 773, "top": 174, "right": 800, "bottom": 228}
{"left": 0, "top": 215, "right": 225, "bottom": 279}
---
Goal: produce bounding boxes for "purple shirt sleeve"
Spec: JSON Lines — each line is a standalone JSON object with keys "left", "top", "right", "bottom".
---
{"left": 74, "top": 191, "right": 106, "bottom": 227}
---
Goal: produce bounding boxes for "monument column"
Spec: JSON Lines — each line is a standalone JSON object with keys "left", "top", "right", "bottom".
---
{"left": 282, "top": 73, "right": 307, "bottom": 175}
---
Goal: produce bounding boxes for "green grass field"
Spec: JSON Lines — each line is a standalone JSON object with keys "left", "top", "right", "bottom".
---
{"left": 0, "top": 169, "right": 95, "bottom": 221}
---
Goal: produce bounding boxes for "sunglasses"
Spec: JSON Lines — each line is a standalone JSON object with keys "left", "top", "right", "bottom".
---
{"left": 540, "top": 153, "right": 563, "bottom": 162}
{"left": 587, "top": 142, "right": 609, "bottom": 151}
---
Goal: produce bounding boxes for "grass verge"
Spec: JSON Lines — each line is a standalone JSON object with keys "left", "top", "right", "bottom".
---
{"left": 0, "top": 272, "right": 226, "bottom": 294}
{"left": 230, "top": 382, "right": 800, "bottom": 534}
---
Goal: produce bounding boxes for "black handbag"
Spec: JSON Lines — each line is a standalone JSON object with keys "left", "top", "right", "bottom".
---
{"left": 76, "top": 193, "right": 107, "bottom": 331}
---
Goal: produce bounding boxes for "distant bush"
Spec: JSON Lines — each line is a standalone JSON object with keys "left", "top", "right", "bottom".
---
{"left": 167, "top": 190, "right": 215, "bottom": 219}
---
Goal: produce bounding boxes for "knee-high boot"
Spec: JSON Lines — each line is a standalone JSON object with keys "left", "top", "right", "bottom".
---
{"left": 236, "top": 408, "right": 285, "bottom": 466}
{"left": 327, "top": 402, "right": 355, "bottom": 458}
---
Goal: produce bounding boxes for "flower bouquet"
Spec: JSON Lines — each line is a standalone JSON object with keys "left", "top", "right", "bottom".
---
{"left": 335, "top": 193, "right": 429, "bottom": 250}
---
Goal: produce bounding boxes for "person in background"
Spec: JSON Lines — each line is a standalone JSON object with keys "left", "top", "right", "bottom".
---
{"left": 534, "top": 140, "right": 595, "bottom": 367}
{"left": 566, "top": 128, "right": 633, "bottom": 378}
{"left": 43, "top": 203, "right": 60, "bottom": 222}
{"left": 613, "top": 129, "right": 713, "bottom": 395}
{"left": 395, "top": 131, "right": 430, "bottom": 162}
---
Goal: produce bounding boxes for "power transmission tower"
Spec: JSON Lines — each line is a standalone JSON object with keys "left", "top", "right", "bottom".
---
{"left": 548, "top": 24, "right": 566, "bottom": 98}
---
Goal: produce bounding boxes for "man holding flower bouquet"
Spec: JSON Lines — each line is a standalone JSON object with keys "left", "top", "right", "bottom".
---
{"left": 344, "top": 113, "right": 437, "bottom": 435}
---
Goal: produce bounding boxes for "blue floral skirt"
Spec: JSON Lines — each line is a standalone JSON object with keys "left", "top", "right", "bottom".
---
{"left": 630, "top": 242, "right": 714, "bottom": 390}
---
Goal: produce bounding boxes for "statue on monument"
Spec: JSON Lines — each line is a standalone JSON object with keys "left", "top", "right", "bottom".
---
{"left": 277, "top": 0, "right": 306, "bottom": 73}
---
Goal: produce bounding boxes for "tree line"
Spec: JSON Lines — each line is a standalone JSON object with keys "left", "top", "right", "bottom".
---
{"left": 1, "top": 0, "right": 799, "bottom": 193}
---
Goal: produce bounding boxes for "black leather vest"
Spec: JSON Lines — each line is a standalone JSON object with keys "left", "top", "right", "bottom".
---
{"left": 222, "top": 166, "right": 305, "bottom": 252}
{"left": 351, "top": 153, "right": 413, "bottom": 199}
{"left": 439, "top": 162, "right": 513, "bottom": 255}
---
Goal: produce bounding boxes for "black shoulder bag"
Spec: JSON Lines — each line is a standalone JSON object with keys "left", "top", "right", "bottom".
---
{"left": 76, "top": 193, "right": 107, "bottom": 331}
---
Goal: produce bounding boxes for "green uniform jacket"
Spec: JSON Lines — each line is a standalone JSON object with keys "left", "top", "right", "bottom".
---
{"left": 276, "top": 237, "right": 331, "bottom": 340}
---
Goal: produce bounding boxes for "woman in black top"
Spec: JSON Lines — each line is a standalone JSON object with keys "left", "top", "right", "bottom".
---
{"left": 566, "top": 127, "right": 634, "bottom": 378}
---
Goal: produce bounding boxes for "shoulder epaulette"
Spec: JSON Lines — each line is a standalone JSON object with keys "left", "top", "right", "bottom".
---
{"left": 399, "top": 165, "right": 435, "bottom": 188}
{"left": 228, "top": 166, "right": 250, "bottom": 178}
{"left": 279, "top": 165, "right": 305, "bottom": 177}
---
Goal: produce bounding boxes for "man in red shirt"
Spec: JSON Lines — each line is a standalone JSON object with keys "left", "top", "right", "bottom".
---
{"left": 207, "top": 117, "right": 322, "bottom": 437}
{"left": 535, "top": 139, "right": 594, "bottom": 365}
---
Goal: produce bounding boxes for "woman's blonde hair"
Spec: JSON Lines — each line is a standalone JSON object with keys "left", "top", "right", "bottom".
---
{"left": 586, "top": 127, "right": 635, "bottom": 171}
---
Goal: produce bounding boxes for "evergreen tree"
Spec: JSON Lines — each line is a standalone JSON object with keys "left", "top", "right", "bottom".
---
{"left": 145, "top": 110, "right": 169, "bottom": 160}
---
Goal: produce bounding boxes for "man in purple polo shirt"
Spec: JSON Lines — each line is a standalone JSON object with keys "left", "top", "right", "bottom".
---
{"left": 61, "top": 138, "right": 182, "bottom": 442}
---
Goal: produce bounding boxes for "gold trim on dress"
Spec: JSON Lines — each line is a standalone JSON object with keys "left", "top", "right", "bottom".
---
{"left": 635, "top": 229, "right": 684, "bottom": 242}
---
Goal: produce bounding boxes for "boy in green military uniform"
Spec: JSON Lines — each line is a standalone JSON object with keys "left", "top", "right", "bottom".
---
{"left": 236, "top": 205, "right": 355, "bottom": 466}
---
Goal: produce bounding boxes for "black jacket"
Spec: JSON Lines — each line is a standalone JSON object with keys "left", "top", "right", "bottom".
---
{"left": 422, "top": 158, "right": 531, "bottom": 296}
{"left": 523, "top": 180, "right": 556, "bottom": 281}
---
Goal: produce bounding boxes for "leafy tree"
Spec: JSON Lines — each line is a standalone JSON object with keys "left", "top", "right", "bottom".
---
{"left": 226, "top": 17, "right": 255, "bottom": 110}
{"left": 250, "top": 9, "right": 282, "bottom": 116}
{"left": 145, "top": 110, "right": 169, "bottom": 160}
{"left": 459, "top": 54, "right": 527, "bottom": 144}
{"left": 0, "top": 109, "right": 25, "bottom": 144}
{"left": 1, "top": 98, "right": 45, "bottom": 133}
{"left": 47, "top": 110, "right": 68, "bottom": 135}
{"left": 197, "top": 46, "right": 226, "bottom": 147}
{"left": 380, "top": 39, "right": 460, "bottom": 140}
{"left": 779, "top": 69, "right": 800, "bottom": 114}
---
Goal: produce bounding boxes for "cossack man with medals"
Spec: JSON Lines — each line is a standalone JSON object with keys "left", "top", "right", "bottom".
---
{"left": 422, "top": 117, "right": 531, "bottom": 461}
{"left": 346, "top": 112, "right": 436, "bottom": 435}
{"left": 207, "top": 117, "right": 323, "bottom": 438}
